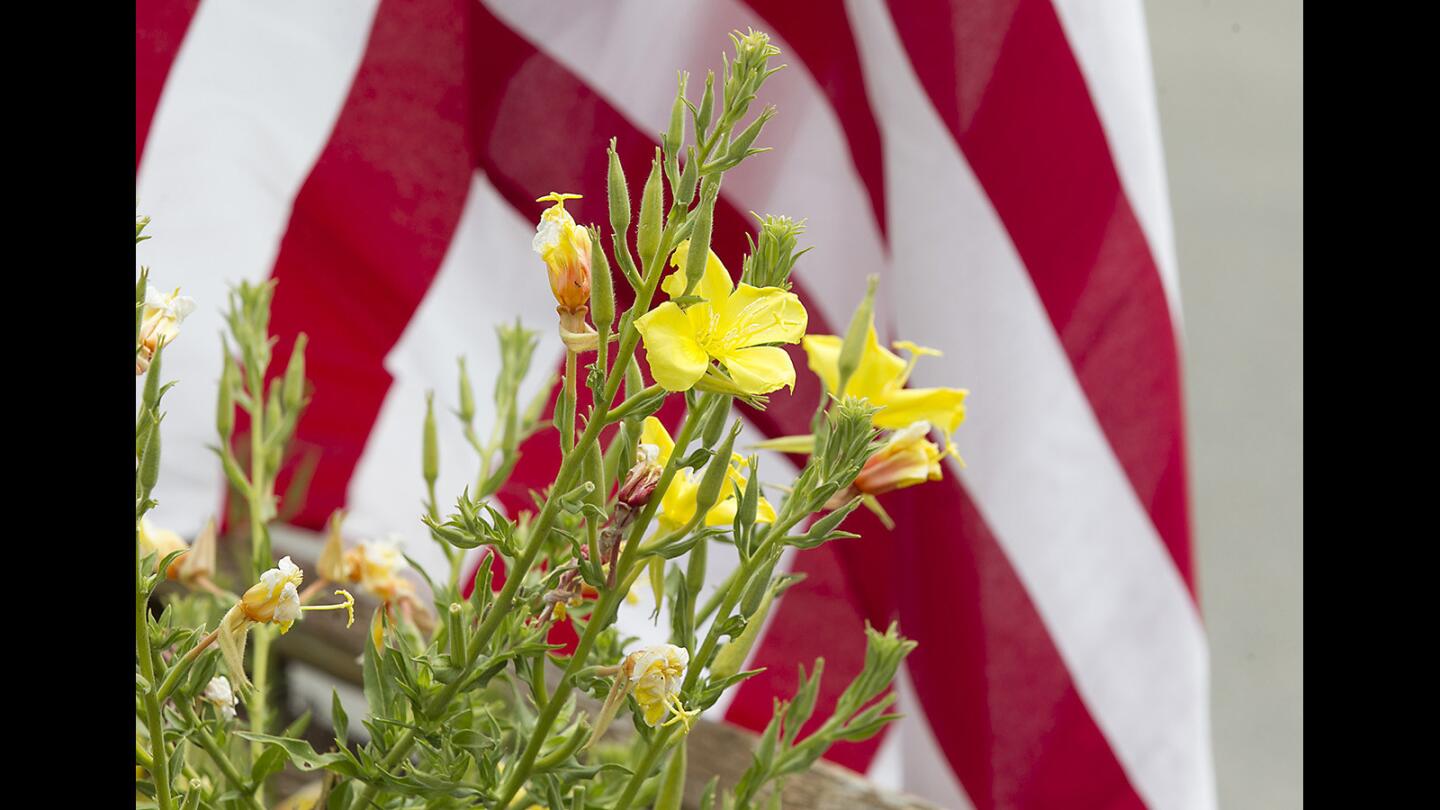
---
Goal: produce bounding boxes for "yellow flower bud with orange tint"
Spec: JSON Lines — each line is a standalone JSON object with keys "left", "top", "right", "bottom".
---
{"left": 533, "top": 193, "right": 592, "bottom": 313}
{"left": 851, "top": 421, "right": 944, "bottom": 497}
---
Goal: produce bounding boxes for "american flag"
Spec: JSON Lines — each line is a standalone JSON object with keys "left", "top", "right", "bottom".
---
{"left": 136, "top": 1, "right": 1212, "bottom": 807}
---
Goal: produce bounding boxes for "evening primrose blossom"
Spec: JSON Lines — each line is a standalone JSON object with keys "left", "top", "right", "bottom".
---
{"left": 136, "top": 285, "right": 195, "bottom": 374}
{"left": 641, "top": 416, "right": 775, "bottom": 532}
{"left": 588, "top": 643, "right": 695, "bottom": 748}
{"left": 217, "top": 557, "right": 354, "bottom": 690}
{"left": 533, "top": 192, "right": 599, "bottom": 351}
{"left": 802, "top": 318, "right": 968, "bottom": 458}
{"left": 635, "top": 242, "right": 806, "bottom": 395}
{"left": 832, "top": 421, "right": 944, "bottom": 508}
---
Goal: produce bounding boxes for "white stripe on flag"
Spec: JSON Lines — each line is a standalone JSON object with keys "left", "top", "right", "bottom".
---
{"left": 847, "top": 2, "right": 1215, "bottom": 809}
{"left": 136, "top": 0, "right": 381, "bottom": 535}
{"left": 345, "top": 171, "right": 565, "bottom": 577}
{"left": 1050, "top": 0, "right": 1183, "bottom": 322}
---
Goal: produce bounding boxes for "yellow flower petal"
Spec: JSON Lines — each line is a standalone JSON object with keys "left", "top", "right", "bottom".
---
{"left": 803, "top": 326, "right": 909, "bottom": 401}
{"left": 716, "top": 345, "right": 796, "bottom": 395}
{"left": 662, "top": 241, "right": 733, "bottom": 305}
{"left": 715, "top": 284, "right": 808, "bottom": 349}
{"left": 640, "top": 417, "right": 676, "bottom": 466}
{"left": 872, "top": 386, "right": 969, "bottom": 437}
{"left": 658, "top": 470, "right": 700, "bottom": 532}
{"left": 636, "top": 302, "right": 711, "bottom": 392}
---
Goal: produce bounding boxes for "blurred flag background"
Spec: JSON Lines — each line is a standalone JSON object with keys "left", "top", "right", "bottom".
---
{"left": 136, "top": 1, "right": 1217, "bottom": 807}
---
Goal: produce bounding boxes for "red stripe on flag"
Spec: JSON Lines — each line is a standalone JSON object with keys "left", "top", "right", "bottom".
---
{"left": 258, "top": 0, "right": 476, "bottom": 530}
{"left": 740, "top": 0, "right": 889, "bottom": 239}
{"left": 135, "top": 0, "right": 202, "bottom": 170}
{"left": 885, "top": 0, "right": 1194, "bottom": 596}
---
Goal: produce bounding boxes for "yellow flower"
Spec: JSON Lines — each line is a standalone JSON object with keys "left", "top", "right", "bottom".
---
{"left": 802, "top": 319, "right": 968, "bottom": 457}
{"left": 625, "top": 644, "right": 692, "bottom": 727}
{"left": 635, "top": 242, "right": 807, "bottom": 395}
{"left": 588, "top": 643, "right": 695, "bottom": 747}
{"left": 219, "top": 557, "right": 354, "bottom": 690}
{"left": 641, "top": 417, "right": 776, "bottom": 533}
{"left": 240, "top": 556, "right": 305, "bottom": 630}
{"left": 136, "top": 285, "right": 195, "bottom": 374}
{"left": 850, "top": 421, "right": 943, "bottom": 497}
{"left": 138, "top": 518, "right": 189, "bottom": 580}
{"left": 532, "top": 192, "right": 592, "bottom": 313}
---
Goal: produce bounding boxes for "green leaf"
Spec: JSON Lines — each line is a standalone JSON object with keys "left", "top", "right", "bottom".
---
{"left": 235, "top": 733, "right": 360, "bottom": 777}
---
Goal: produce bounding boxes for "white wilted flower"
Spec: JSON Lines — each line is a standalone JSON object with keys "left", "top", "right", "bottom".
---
{"left": 201, "top": 675, "right": 238, "bottom": 720}
{"left": 136, "top": 285, "right": 196, "bottom": 374}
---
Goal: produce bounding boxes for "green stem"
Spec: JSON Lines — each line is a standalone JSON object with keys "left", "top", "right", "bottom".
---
{"left": 562, "top": 350, "right": 577, "bottom": 456}
{"left": 138, "top": 526, "right": 174, "bottom": 810}
{"left": 351, "top": 190, "right": 687, "bottom": 810}
{"left": 494, "top": 397, "right": 709, "bottom": 807}
{"left": 177, "top": 701, "right": 265, "bottom": 810}
{"left": 613, "top": 725, "right": 677, "bottom": 810}
{"left": 155, "top": 627, "right": 220, "bottom": 703}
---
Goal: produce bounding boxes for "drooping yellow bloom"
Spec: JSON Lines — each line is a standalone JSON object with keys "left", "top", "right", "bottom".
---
{"left": 641, "top": 416, "right": 776, "bottom": 532}
{"left": 850, "top": 421, "right": 943, "bottom": 497}
{"left": 635, "top": 242, "right": 807, "bottom": 395}
{"left": 626, "top": 644, "right": 692, "bottom": 727}
{"left": 802, "top": 319, "right": 968, "bottom": 457}
{"left": 218, "top": 557, "right": 354, "bottom": 690}
{"left": 532, "top": 192, "right": 592, "bottom": 312}
{"left": 136, "top": 285, "right": 195, "bottom": 374}
{"left": 588, "top": 643, "right": 695, "bottom": 747}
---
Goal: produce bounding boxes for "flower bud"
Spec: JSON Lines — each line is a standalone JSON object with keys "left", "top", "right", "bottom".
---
{"left": 533, "top": 192, "right": 592, "bottom": 313}
{"left": 637, "top": 151, "right": 664, "bottom": 264}
{"left": 607, "top": 138, "right": 631, "bottom": 237}
{"left": 589, "top": 227, "right": 615, "bottom": 335}
{"left": 845, "top": 422, "right": 943, "bottom": 502}
{"left": 423, "top": 391, "right": 439, "bottom": 486}
{"left": 617, "top": 443, "right": 664, "bottom": 508}
{"left": 282, "top": 333, "right": 308, "bottom": 413}
{"left": 457, "top": 356, "right": 476, "bottom": 424}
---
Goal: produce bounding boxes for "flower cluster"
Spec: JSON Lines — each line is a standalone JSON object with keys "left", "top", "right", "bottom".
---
{"left": 136, "top": 30, "right": 948, "bottom": 810}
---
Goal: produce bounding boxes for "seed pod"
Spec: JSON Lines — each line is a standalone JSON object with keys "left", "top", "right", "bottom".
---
{"left": 282, "top": 333, "right": 308, "bottom": 413}
{"left": 589, "top": 228, "right": 615, "bottom": 335}
{"left": 607, "top": 138, "right": 630, "bottom": 237}
{"left": 423, "top": 391, "right": 439, "bottom": 486}
{"left": 637, "top": 151, "right": 665, "bottom": 267}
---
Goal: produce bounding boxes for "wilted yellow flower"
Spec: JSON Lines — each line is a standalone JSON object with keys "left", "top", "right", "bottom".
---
{"left": 616, "top": 442, "right": 664, "bottom": 508}
{"left": 218, "top": 557, "right": 354, "bottom": 690}
{"left": 802, "top": 318, "right": 968, "bottom": 457}
{"left": 138, "top": 518, "right": 189, "bottom": 580}
{"left": 240, "top": 556, "right": 305, "bottom": 630}
{"left": 641, "top": 416, "right": 775, "bottom": 532}
{"left": 625, "top": 644, "right": 692, "bottom": 727}
{"left": 588, "top": 643, "right": 695, "bottom": 747}
{"left": 635, "top": 242, "right": 806, "bottom": 395}
{"left": 136, "top": 285, "right": 195, "bottom": 374}
{"left": 533, "top": 192, "right": 592, "bottom": 312}
{"left": 850, "top": 421, "right": 943, "bottom": 498}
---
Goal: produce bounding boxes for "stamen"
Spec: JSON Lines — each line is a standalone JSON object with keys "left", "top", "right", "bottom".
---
{"left": 300, "top": 589, "right": 356, "bottom": 627}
